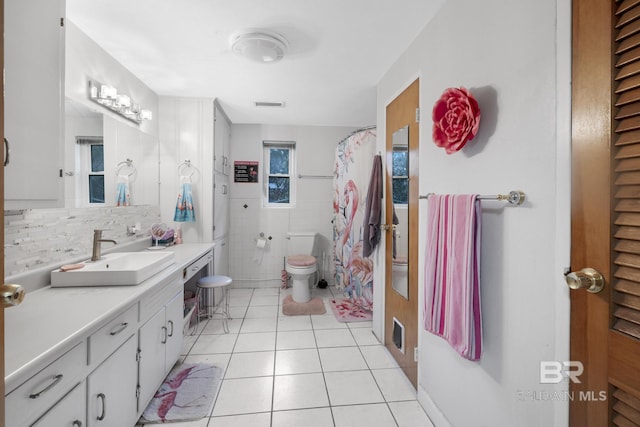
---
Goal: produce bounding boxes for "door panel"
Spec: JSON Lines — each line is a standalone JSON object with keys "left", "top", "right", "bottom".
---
{"left": 384, "top": 79, "right": 419, "bottom": 388}
{"left": 571, "top": 0, "right": 640, "bottom": 425}
{"left": 1, "top": 0, "right": 6, "bottom": 418}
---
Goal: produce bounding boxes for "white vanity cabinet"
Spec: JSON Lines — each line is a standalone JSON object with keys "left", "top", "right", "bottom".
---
{"left": 5, "top": 341, "right": 86, "bottom": 427}
{"left": 4, "top": 0, "right": 65, "bottom": 209}
{"left": 87, "top": 335, "right": 139, "bottom": 426}
{"left": 137, "top": 275, "right": 184, "bottom": 414}
{"left": 31, "top": 381, "right": 86, "bottom": 427}
{"left": 214, "top": 100, "right": 231, "bottom": 175}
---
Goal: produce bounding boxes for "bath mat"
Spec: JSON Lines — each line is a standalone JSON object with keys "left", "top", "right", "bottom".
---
{"left": 282, "top": 295, "right": 326, "bottom": 315}
{"left": 139, "top": 363, "right": 222, "bottom": 424}
{"left": 329, "top": 298, "right": 373, "bottom": 322}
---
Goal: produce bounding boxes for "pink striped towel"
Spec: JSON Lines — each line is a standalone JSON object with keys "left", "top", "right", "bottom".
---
{"left": 424, "top": 194, "right": 482, "bottom": 361}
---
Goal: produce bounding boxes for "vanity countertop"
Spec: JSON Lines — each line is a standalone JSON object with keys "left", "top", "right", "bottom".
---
{"left": 4, "top": 242, "right": 214, "bottom": 394}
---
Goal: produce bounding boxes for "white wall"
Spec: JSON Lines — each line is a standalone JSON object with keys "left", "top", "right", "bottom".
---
{"left": 158, "top": 97, "right": 215, "bottom": 244}
{"left": 375, "top": 0, "right": 571, "bottom": 426}
{"left": 229, "top": 124, "right": 358, "bottom": 287}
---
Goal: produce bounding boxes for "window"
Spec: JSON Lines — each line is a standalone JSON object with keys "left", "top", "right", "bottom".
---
{"left": 76, "top": 137, "right": 105, "bottom": 206}
{"left": 392, "top": 146, "right": 408, "bottom": 204}
{"left": 263, "top": 141, "right": 295, "bottom": 207}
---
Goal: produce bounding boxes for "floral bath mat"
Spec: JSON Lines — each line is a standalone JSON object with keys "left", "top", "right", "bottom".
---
{"left": 329, "top": 298, "right": 373, "bottom": 322}
{"left": 140, "top": 363, "right": 222, "bottom": 424}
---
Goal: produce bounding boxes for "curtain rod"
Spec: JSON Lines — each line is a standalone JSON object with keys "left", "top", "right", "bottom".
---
{"left": 337, "top": 125, "right": 376, "bottom": 146}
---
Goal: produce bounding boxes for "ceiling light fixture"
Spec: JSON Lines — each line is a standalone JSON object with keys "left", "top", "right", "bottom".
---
{"left": 230, "top": 29, "right": 288, "bottom": 64}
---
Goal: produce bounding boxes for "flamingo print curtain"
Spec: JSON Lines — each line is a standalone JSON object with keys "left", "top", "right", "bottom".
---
{"left": 333, "top": 128, "right": 377, "bottom": 311}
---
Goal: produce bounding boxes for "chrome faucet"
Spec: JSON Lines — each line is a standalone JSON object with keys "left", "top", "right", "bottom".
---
{"left": 92, "top": 229, "right": 117, "bottom": 261}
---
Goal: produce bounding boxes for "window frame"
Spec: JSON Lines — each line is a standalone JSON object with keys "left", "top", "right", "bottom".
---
{"left": 75, "top": 136, "right": 105, "bottom": 207}
{"left": 392, "top": 145, "right": 409, "bottom": 205}
{"left": 263, "top": 141, "right": 296, "bottom": 208}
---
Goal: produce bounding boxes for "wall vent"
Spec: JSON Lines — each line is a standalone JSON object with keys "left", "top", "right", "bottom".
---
{"left": 254, "top": 101, "right": 285, "bottom": 108}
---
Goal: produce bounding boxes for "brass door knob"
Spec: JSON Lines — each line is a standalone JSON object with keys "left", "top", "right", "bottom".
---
{"left": 565, "top": 268, "right": 604, "bottom": 293}
{"left": 0, "top": 284, "right": 25, "bottom": 307}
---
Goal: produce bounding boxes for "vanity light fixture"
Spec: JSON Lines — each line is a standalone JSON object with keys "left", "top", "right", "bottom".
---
{"left": 88, "top": 80, "right": 152, "bottom": 124}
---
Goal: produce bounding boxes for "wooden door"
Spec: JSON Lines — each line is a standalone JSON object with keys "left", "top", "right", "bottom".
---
{"left": 384, "top": 79, "right": 419, "bottom": 388}
{"left": 571, "top": 0, "right": 640, "bottom": 425}
{"left": 1, "top": 0, "right": 6, "bottom": 422}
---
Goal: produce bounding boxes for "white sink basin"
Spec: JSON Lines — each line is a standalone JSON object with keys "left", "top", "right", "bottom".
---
{"left": 50, "top": 251, "right": 175, "bottom": 287}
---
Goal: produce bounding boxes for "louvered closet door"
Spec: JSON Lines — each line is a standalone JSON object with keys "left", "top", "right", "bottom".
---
{"left": 612, "top": 1, "right": 640, "bottom": 425}
{"left": 572, "top": 0, "right": 640, "bottom": 425}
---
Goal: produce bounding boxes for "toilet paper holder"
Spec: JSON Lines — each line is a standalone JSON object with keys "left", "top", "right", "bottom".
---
{"left": 254, "top": 232, "right": 273, "bottom": 241}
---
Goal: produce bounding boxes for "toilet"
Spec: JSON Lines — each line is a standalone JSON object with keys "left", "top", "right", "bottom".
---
{"left": 285, "top": 232, "right": 318, "bottom": 303}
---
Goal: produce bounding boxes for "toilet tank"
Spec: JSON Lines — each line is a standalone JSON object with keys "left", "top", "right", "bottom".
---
{"left": 286, "top": 232, "right": 317, "bottom": 255}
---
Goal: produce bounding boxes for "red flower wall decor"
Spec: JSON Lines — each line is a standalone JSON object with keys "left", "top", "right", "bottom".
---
{"left": 432, "top": 87, "right": 481, "bottom": 154}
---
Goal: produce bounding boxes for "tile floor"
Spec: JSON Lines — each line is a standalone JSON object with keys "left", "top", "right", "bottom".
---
{"left": 139, "top": 286, "right": 434, "bottom": 427}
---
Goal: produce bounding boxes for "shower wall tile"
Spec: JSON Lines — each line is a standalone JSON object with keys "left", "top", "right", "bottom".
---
{"left": 4, "top": 205, "right": 160, "bottom": 278}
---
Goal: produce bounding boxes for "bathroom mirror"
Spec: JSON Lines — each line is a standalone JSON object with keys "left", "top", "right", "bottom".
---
{"left": 64, "top": 97, "right": 160, "bottom": 208}
{"left": 391, "top": 125, "right": 409, "bottom": 299}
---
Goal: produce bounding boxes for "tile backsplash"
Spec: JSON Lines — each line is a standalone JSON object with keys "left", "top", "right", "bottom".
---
{"left": 4, "top": 205, "right": 160, "bottom": 278}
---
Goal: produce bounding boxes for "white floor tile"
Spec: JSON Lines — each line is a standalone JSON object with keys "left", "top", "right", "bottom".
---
{"left": 318, "top": 346, "right": 368, "bottom": 372}
{"left": 350, "top": 328, "right": 381, "bottom": 346}
{"left": 212, "top": 377, "right": 273, "bottom": 416}
{"left": 200, "top": 318, "right": 243, "bottom": 335}
{"left": 276, "top": 314, "right": 313, "bottom": 331}
{"left": 360, "top": 345, "right": 400, "bottom": 369}
{"left": 275, "top": 349, "right": 322, "bottom": 375}
{"left": 311, "top": 315, "right": 347, "bottom": 330}
{"left": 240, "top": 317, "right": 278, "bottom": 333}
{"left": 251, "top": 295, "right": 280, "bottom": 306}
{"left": 371, "top": 368, "right": 417, "bottom": 401}
{"left": 208, "top": 412, "right": 271, "bottom": 427}
{"left": 314, "top": 329, "right": 356, "bottom": 348}
{"left": 225, "top": 351, "right": 275, "bottom": 378}
{"left": 253, "top": 287, "right": 281, "bottom": 296}
{"left": 228, "top": 306, "right": 248, "bottom": 319}
{"left": 273, "top": 373, "right": 329, "bottom": 411}
{"left": 245, "top": 305, "right": 279, "bottom": 319}
{"left": 181, "top": 334, "right": 198, "bottom": 355}
{"left": 346, "top": 320, "right": 373, "bottom": 329}
{"left": 271, "top": 407, "right": 334, "bottom": 427}
{"left": 388, "top": 401, "right": 435, "bottom": 427}
{"left": 276, "top": 330, "right": 317, "bottom": 350}
{"left": 332, "top": 403, "right": 397, "bottom": 427}
{"left": 324, "top": 370, "right": 384, "bottom": 405}
{"left": 234, "top": 332, "right": 276, "bottom": 352}
{"left": 189, "top": 333, "right": 238, "bottom": 354}
{"left": 228, "top": 296, "right": 252, "bottom": 307}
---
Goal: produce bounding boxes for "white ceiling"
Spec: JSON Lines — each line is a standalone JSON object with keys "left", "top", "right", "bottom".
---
{"left": 66, "top": 1, "right": 443, "bottom": 127}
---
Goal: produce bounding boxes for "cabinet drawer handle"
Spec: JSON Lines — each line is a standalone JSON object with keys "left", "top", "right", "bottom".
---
{"left": 109, "top": 322, "right": 128, "bottom": 336}
{"left": 161, "top": 326, "right": 168, "bottom": 344}
{"left": 29, "top": 374, "right": 63, "bottom": 399}
{"left": 97, "top": 393, "right": 106, "bottom": 421}
{"left": 167, "top": 320, "right": 174, "bottom": 337}
{"left": 73, "top": 421, "right": 82, "bottom": 427}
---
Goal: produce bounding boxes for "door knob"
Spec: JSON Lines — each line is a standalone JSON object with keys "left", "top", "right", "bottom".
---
{"left": 565, "top": 268, "right": 604, "bottom": 293}
{"left": 0, "top": 284, "right": 25, "bottom": 307}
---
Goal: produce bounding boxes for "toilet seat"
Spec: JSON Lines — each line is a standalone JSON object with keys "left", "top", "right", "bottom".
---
{"left": 287, "top": 255, "right": 316, "bottom": 267}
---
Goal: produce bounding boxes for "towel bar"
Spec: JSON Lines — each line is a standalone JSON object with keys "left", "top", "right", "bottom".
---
{"left": 419, "top": 190, "right": 525, "bottom": 206}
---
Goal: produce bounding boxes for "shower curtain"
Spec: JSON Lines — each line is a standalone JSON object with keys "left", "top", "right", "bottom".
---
{"left": 333, "top": 128, "right": 377, "bottom": 311}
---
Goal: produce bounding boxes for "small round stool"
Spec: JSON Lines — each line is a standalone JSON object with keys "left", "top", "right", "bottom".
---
{"left": 195, "top": 275, "right": 232, "bottom": 334}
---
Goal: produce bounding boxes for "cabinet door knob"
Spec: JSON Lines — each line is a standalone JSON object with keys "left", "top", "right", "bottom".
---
{"left": 4, "top": 138, "right": 9, "bottom": 167}
{"left": 161, "top": 326, "right": 168, "bottom": 344}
